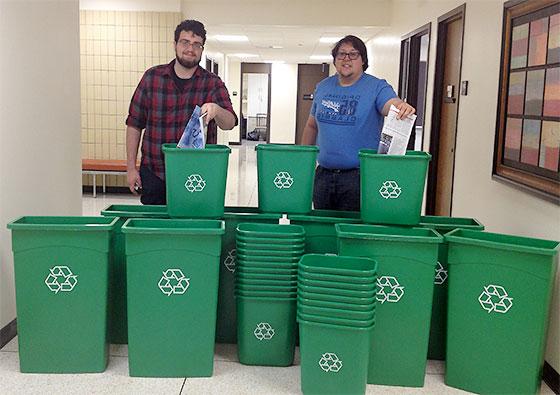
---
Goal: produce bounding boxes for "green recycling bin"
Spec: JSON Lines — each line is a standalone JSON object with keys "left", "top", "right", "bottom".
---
{"left": 359, "top": 150, "right": 431, "bottom": 225}
{"left": 7, "top": 216, "right": 118, "bottom": 373}
{"left": 417, "top": 215, "right": 484, "bottom": 361}
{"left": 162, "top": 143, "right": 231, "bottom": 218}
{"left": 217, "top": 208, "right": 281, "bottom": 344}
{"left": 288, "top": 210, "right": 361, "bottom": 254}
{"left": 444, "top": 229, "right": 559, "bottom": 395}
{"left": 256, "top": 144, "right": 318, "bottom": 214}
{"left": 101, "top": 204, "right": 169, "bottom": 344}
{"left": 336, "top": 224, "right": 442, "bottom": 387}
{"left": 122, "top": 218, "right": 224, "bottom": 377}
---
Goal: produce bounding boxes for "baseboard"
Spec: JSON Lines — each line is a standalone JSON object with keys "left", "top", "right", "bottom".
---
{"left": 0, "top": 319, "right": 17, "bottom": 349}
{"left": 544, "top": 361, "right": 560, "bottom": 394}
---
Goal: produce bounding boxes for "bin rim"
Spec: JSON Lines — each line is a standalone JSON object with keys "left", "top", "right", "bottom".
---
{"left": 161, "top": 142, "right": 231, "bottom": 153}
{"left": 287, "top": 213, "right": 362, "bottom": 224}
{"left": 298, "top": 317, "right": 375, "bottom": 331}
{"left": 223, "top": 212, "right": 281, "bottom": 220}
{"left": 7, "top": 216, "right": 119, "bottom": 231}
{"left": 235, "top": 294, "right": 297, "bottom": 302}
{"left": 121, "top": 218, "right": 225, "bottom": 235}
{"left": 445, "top": 228, "right": 560, "bottom": 256}
{"left": 358, "top": 149, "right": 431, "bottom": 160}
{"left": 335, "top": 223, "right": 443, "bottom": 244}
{"left": 255, "top": 143, "right": 318, "bottom": 152}
{"left": 297, "top": 311, "right": 375, "bottom": 327}
{"left": 299, "top": 253, "right": 378, "bottom": 274}
{"left": 298, "top": 275, "right": 377, "bottom": 290}
{"left": 100, "top": 204, "right": 169, "bottom": 218}
{"left": 418, "top": 215, "right": 484, "bottom": 231}
{"left": 237, "top": 222, "right": 305, "bottom": 237}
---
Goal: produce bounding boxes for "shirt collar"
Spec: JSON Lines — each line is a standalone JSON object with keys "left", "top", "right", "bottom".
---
{"left": 164, "top": 59, "right": 203, "bottom": 78}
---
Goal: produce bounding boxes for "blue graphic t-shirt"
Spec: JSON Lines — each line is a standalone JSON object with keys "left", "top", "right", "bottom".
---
{"left": 311, "top": 73, "right": 397, "bottom": 169}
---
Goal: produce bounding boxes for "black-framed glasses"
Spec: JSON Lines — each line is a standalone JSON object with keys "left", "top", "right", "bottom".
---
{"left": 177, "top": 39, "right": 204, "bottom": 50}
{"left": 336, "top": 51, "right": 360, "bottom": 60}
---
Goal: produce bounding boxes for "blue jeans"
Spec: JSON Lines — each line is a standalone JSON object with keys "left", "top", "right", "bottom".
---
{"left": 313, "top": 166, "right": 360, "bottom": 211}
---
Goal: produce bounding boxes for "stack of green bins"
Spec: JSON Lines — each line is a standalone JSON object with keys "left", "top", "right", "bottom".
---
{"left": 336, "top": 224, "right": 443, "bottom": 387}
{"left": 100, "top": 204, "right": 169, "bottom": 345}
{"left": 288, "top": 209, "right": 361, "bottom": 254}
{"left": 297, "top": 254, "right": 377, "bottom": 395}
{"left": 216, "top": 207, "right": 282, "bottom": 344}
{"left": 256, "top": 143, "right": 318, "bottom": 214}
{"left": 7, "top": 216, "right": 119, "bottom": 373}
{"left": 122, "top": 218, "right": 224, "bottom": 377}
{"left": 234, "top": 223, "right": 305, "bottom": 366}
{"left": 444, "top": 229, "right": 559, "bottom": 394}
{"left": 417, "top": 215, "right": 484, "bottom": 361}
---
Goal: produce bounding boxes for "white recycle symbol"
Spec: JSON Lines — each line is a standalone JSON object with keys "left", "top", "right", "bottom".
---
{"left": 223, "top": 249, "right": 237, "bottom": 273}
{"left": 273, "top": 171, "right": 294, "bottom": 189}
{"left": 45, "top": 266, "right": 78, "bottom": 294}
{"left": 158, "top": 269, "right": 190, "bottom": 296}
{"left": 319, "top": 352, "right": 343, "bottom": 373}
{"left": 376, "top": 276, "right": 405, "bottom": 304}
{"left": 434, "top": 262, "right": 448, "bottom": 285}
{"left": 379, "top": 180, "right": 402, "bottom": 199}
{"left": 184, "top": 174, "right": 206, "bottom": 192}
{"left": 478, "top": 284, "right": 513, "bottom": 314}
{"left": 254, "top": 322, "right": 275, "bottom": 340}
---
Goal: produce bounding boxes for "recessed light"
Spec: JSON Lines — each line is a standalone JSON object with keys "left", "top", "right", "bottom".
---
{"left": 229, "top": 53, "right": 259, "bottom": 58}
{"left": 214, "top": 35, "right": 249, "bottom": 42}
{"left": 269, "top": 45, "right": 283, "bottom": 49}
{"left": 319, "top": 36, "right": 342, "bottom": 44}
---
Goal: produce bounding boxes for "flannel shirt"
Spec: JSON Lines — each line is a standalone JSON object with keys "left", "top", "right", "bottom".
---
{"left": 126, "top": 60, "right": 238, "bottom": 180}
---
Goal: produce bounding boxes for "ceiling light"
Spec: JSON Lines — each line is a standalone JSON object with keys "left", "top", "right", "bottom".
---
{"left": 229, "top": 53, "right": 259, "bottom": 58}
{"left": 263, "top": 60, "right": 285, "bottom": 64}
{"left": 310, "top": 55, "right": 332, "bottom": 61}
{"left": 214, "top": 35, "right": 249, "bottom": 42}
{"left": 319, "top": 36, "right": 342, "bottom": 44}
{"left": 269, "top": 45, "right": 283, "bottom": 49}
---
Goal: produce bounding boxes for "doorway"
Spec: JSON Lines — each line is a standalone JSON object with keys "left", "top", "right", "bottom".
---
{"left": 239, "top": 63, "right": 272, "bottom": 144}
{"left": 295, "top": 63, "right": 329, "bottom": 145}
{"left": 426, "top": 4, "right": 466, "bottom": 216}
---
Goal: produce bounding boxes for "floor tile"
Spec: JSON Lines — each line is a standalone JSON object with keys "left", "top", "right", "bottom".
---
{"left": 426, "top": 359, "right": 445, "bottom": 375}
{"left": 1, "top": 336, "right": 18, "bottom": 353}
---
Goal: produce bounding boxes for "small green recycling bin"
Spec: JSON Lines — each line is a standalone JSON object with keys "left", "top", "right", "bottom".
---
{"left": 217, "top": 207, "right": 281, "bottom": 344}
{"left": 7, "top": 216, "right": 118, "bottom": 373}
{"left": 336, "top": 224, "right": 443, "bottom": 387}
{"left": 444, "top": 229, "right": 559, "bottom": 395}
{"left": 288, "top": 210, "right": 361, "bottom": 254}
{"left": 417, "top": 215, "right": 484, "bottom": 361}
{"left": 100, "top": 204, "right": 169, "bottom": 344}
{"left": 359, "top": 150, "right": 431, "bottom": 225}
{"left": 162, "top": 143, "right": 231, "bottom": 218}
{"left": 122, "top": 218, "right": 224, "bottom": 377}
{"left": 256, "top": 144, "right": 318, "bottom": 214}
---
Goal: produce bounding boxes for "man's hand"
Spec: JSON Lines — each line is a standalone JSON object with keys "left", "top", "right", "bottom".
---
{"left": 127, "top": 167, "right": 142, "bottom": 195}
{"left": 394, "top": 101, "right": 416, "bottom": 120}
{"left": 200, "top": 102, "right": 236, "bottom": 130}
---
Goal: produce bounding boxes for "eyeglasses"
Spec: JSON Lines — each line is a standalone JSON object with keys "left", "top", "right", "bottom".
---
{"left": 336, "top": 51, "right": 360, "bottom": 60}
{"left": 177, "top": 39, "right": 204, "bottom": 50}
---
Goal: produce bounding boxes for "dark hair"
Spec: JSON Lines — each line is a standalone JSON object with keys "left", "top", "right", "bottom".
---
{"left": 174, "top": 19, "right": 207, "bottom": 44}
{"left": 331, "top": 35, "right": 368, "bottom": 71}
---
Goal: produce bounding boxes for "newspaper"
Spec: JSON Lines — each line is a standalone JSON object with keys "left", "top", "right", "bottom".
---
{"left": 377, "top": 104, "right": 417, "bottom": 155}
{"left": 177, "top": 105, "right": 207, "bottom": 149}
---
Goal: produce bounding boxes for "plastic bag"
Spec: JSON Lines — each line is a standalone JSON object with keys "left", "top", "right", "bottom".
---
{"left": 177, "top": 105, "right": 206, "bottom": 149}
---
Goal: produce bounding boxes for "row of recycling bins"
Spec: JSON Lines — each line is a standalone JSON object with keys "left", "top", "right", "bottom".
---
{"left": 8, "top": 205, "right": 559, "bottom": 395}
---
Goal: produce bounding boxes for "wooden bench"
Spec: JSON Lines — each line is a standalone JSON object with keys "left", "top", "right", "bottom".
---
{"left": 82, "top": 159, "right": 130, "bottom": 197}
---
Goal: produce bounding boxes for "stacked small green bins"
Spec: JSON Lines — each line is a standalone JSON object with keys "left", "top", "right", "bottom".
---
{"left": 162, "top": 143, "right": 231, "bottom": 218}
{"left": 235, "top": 223, "right": 305, "bottom": 366}
{"left": 417, "top": 215, "right": 484, "bottom": 360}
{"left": 7, "top": 216, "right": 118, "bottom": 373}
{"left": 122, "top": 218, "right": 224, "bottom": 377}
{"left": 101, "top": 204, "right": 169, "bottom": 344}
{"left": 297, "top": 254, "right": 377, "bottom": 395}
{"left": 217, "top": 208, "right": 281, "bottom": 344}
{"left": 336, "top": 224, "right": 442, "bottom": 387}
{"left": 444, "top": 229, "right": 559, "bottom": 394}
{"left": 256, "top": 144, "right": 318, "bottom": 214}
{"left": 359, "top": 150, "right": 431, "bottom": 225}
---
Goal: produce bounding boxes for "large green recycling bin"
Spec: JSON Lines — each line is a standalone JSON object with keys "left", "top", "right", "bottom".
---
{"left": 101, "top": 204, "right": 169, "bottom": 344}
{"left": 122, "top": 218, "right": 224, "bottom": 377}
{"left": 217, "top": 207, "right": 281, "bottom": 344}
{"left": 444, "top": 229, "right": 559, "bottom": 395}
{"left": 417, "top": 215, "right": 484, "bottom": 360}
{"left": 359, "top": 150, "right": 431, "bottom": 225}
{"left": 336, "top": 224, "right": 442, "bottom": 387}
{"left": 288, "top": 210, "right": 361, "bottom": 254}
{"left": 162, "top": 143, "right": 231, "bottom": 218}
{"left": 256, "top": 144, "right": 318, "bottom": 214}
{"left": 7, "top": 216, "right": 118, "bottom": 373}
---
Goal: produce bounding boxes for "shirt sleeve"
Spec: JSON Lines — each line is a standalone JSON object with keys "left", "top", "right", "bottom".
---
{"left": 125, "top": 71, "right": 151, "bottom": 130}
{"left": 210, "top": 78, "right": 239, "bottom": 127}
{"left": 374, "top": 79, "right": 398, "bottom": 114}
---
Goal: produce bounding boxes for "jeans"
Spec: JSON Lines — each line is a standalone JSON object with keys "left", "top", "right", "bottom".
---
{"left": 139, "top": 166, "right": 167, "bottom": 205}
{"left": 313, "top": 165, "right": 360, "bottom": 211}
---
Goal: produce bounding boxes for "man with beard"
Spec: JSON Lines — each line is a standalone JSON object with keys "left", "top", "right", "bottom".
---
{"left": 126, "top": 19, "right": 237, "bottom": 205}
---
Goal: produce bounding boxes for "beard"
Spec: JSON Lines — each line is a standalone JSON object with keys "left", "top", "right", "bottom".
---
{"left": 176, "top": 53, "right": 200, "bottom": 69}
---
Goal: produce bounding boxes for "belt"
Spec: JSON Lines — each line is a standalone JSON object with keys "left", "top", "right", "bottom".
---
{"left": 319, "top": 165, "right": 359, "bottom": 174}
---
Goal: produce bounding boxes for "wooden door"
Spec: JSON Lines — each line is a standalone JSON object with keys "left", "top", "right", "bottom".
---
{"left": 295, "top": 64, "right": 329, "bottom": 145}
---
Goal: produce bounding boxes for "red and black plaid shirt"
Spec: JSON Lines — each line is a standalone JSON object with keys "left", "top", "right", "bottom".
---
{"left": 126, "top": 60, "right": 237, "bottom": 180}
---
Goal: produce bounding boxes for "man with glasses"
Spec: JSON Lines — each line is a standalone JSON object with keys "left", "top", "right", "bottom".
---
{"left": 302, "top": 35, "right": 415, "bottom": 211}
{"left": 126, "top": 19, "right": 237, "bottom": 204}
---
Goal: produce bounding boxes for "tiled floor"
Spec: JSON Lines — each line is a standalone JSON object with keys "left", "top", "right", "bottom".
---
{"left": 2, "top": 143, "right": 555, "bottom": 394}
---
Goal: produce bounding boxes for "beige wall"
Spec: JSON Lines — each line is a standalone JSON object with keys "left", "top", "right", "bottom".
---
{"left": 0, "top": 1, "right": 82, "bottom": 329}
{"left": 270, "top": 63, "right": 298, "bottom": 144}
{"left": 368, "top": 0, "right": 560, "bottom": 371}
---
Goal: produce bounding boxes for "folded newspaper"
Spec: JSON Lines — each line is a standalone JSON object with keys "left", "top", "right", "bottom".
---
{"left": 377, "top": 104, "right": 417, "bottom": 155}
{"left": 177, "top": 105, "right": 206, "bottom": 149}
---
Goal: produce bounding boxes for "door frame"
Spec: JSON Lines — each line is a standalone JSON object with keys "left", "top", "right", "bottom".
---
{"left": 294, "top": 63, "right": 329, "bottom": 145}
{"left": 425, "top": 3, "right": 466, "bottom": 215}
